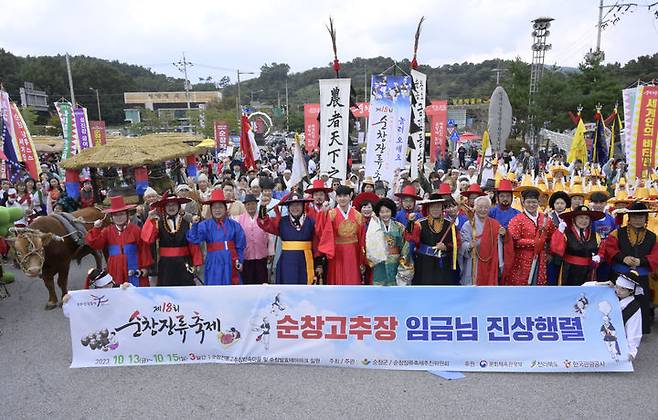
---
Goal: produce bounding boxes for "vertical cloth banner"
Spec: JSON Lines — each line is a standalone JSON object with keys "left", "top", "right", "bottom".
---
{"left": 56, "top": 101, "right": 76, "bottom": 160}
{"left": 90, "top": 121, "right": 107, "bottom": 146}
{"left": 213, "top": 121, "right": 229, "bottom": 149}
{"left": 74, "top": 107, "right": 92, "bottom": 149}
{"left": 319, "top": 78, "right": 351, "bottom": 180}
{"left": 303, "top": 104, "right": 320, "bottom": 153}
{"left": 364, "top": 75, "right": 413, "bottom": 183}
{"left": 623, "top": 87, "right": 639, "bottom": 177}
{"left": 63, "top": 285, "right": 633, "bottom": 372}
{"left": 9, "top": 102, "right": 41, "bottom": 180}
{"left": 410, "top": 70, "right": 427, "bottom": 180}
{"left": 1, "top": 91, "right": 19, "bottom": 176}
{"left": 426, "top": 100, "right": 448, "bottom": 162}
{"left": 631, "top": 85, "right": 658, "bottom": 179}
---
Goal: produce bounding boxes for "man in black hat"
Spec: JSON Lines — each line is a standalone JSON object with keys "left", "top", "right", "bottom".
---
{"left": 599, "top": 202, "right": 658, "bottom": 334}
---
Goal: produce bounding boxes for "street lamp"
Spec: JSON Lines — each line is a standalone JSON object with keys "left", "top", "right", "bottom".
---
{"left": 89, "top": 87, "right": 101, "bottom": 120}
{"left": 236, "top": 70, "right": 255, "bottom": 121}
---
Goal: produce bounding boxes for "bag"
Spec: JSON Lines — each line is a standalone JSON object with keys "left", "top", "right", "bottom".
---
{"left": 365, "top": 216, "right": 387, "bottom": 267}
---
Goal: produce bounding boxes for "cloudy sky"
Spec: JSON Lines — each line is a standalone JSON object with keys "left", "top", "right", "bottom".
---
{"left": 1, "top": 0, "right": 656, "bottom": 83}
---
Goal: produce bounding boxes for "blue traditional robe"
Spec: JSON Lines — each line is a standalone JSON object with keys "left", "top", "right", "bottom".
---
{"left": 187, "top": 218, "right": 246, "bottom": 285}
{"left": 488, "top": 205, "right": 520, "bottom": 229}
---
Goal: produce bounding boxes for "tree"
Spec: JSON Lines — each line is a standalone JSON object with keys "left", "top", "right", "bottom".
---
{"left": 19, "top": 107, "right": 38, "bottom": 134}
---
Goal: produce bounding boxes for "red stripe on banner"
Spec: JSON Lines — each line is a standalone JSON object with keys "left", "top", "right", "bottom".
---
{"left": 240, "top": 116, "right": 255, "bottom": 170}
{"left": 635, "top": 86, "right": 658, "bottom": 179}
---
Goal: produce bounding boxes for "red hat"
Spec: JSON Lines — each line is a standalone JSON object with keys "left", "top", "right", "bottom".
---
{"left": 280, "top": 191, "right": 313, "bottom": 206}
{"left": 202, "top": 189, "right": 234, "bottom": 205}
{"left": 104, "top": 196, "right": 136, "bottom": 214}
{"left": 353, "top": 192, "right": 380, "bottom": 211}
{"left": 460, "top": 183, "right": 486, "bottom": 198}
{"left": 305, "top": 179, "right": 333, "bottom": 194}
{"left": 152, "top": 191, "right": 191, "bottom": 209}
{"left": 437, "top": 183, "right": 452, "bottom": 196}
{"left": 395, "top": 185, "right": 422, "bottom": 201}
{"left": 496, "top": 179, "right": 515, "bottom": 193}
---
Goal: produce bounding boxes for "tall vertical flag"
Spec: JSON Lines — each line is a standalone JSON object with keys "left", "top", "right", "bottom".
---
{"left": 623, "top": 87, "right": 639, "bottom": 176}
{"left": 9, "top": 102, "right": 41, "bottom": 180}
{"left": 426, "top": 100, "right": 448, "bottom": 162}
{"left": 608, "top": 105, "right": 623, "bottom": 159}
{"left": 591, "top": 107, "right": 608, "bottom": 164}
{"left": 363, "top": 75, "right": 412, "bottom": 184}
{"left": 1, "top": 91, "right": 41, "bottom": 180}
{"left": 239, "top": 115, "right": 260, "bottom": 170}
{"left": 568, "top": 118, "right": 587, "bottom": 164}
{"left": 289, "top": 133, "right": 308, "bottom": 188}
{"left": 213, "top": 120, "right": 229, "bottom": 149}
{"left": 74, "top": 107, "right": 93, "bottom": 150}
{"left": 629, "top": 85, "right": 658, "bottom": 179}
{"left": 303, "top": 104, "right": 321, "bottom": 153}
{"left": 319, "top": 78, "right": 351, "bottom": 180}
{"left": 1, "top": 91, "right": 18, "bottom": 179}
{"left": 409, "top": 69, "right": 427, "bottom": 179}
{"left": 90, "top": 120, "right": 107, "bottom": 146}
{"left": 56, "top": 101, "right": 77, "bottom": 159}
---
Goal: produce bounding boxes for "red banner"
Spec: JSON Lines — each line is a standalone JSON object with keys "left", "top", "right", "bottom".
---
{"left": 635, "top": 86, "right": 658, "bottom": 178}
{"left": 304, "top": 103, "right": 320, "bottom": 153}
{"left": 213, "top": 120, "right": 229, "bottom": 149}
{"left": 9, "top": 102, "right": 40, "bottom": 180}
{"left": 90, "top": 120, "right": 107, "bottom": 146}
{"left": 350, "top": 102, "right": 370, "bottom": 118}
{"left": 426, "top": 100, "right": 448, "bottom": 162}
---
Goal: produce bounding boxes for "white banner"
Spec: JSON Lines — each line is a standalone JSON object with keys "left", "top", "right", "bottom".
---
{"left": 64, "top": 285, "right": 633, "bottom": 372}
{"left": 364, "top": 75, "right": 413, "bottom": 184}
{"left": 319, "top": 78, "right": 351, "bottom": 180}
{"left": 623, "top": 87, "right": 639, "bottom": 177}
{"left": 410, "top": 70, "right": 427, "bottom": 180}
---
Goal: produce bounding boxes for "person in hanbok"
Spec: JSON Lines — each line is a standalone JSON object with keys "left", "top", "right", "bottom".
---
{"left": 186, "top": 189, "right": 246, "bottom": 285}
{"left": 318, "top": 184, "right": 367, "bottom": 285}
{"left": 459, "top": 196, "right": 502, "bottom": 285}
{"left": 85, "top": 196, "right": 152, "bottom": 286}
{"left": 394, "top": 185, "right": 422, "bottom": 225}
{"left": 366, "top": 197, "right": 411, "bottom": 286}
{"left": 258, "top": 190, "right": 321, "bottom": 284}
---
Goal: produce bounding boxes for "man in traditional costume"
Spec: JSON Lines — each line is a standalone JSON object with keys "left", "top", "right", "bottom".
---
{"left": 405, "top": 193, "right": 459, "bottom": 285}
{"left": 235, "top": 194, "right": 273, "bottom": 284}
{"left": 86, "top": 196, "right": 152, "bottom": 287}
{"left": 258, "top": 190, "right": 321, "bottom": 284}
{"left": 305, "top": 179, "right": 333, "bottom": 226}
{"left": 488, "top": 179, "right": 519, "bottom": 231}
{"left": 503, "top": 187, "right": 556, "bottom": 285}
{"left": 394, "top": 185, "right": 423, "bottom": 225}
{"left": 187, "top": 189, "right": 246, "bottom": 285}
{"left": 550, "top": 205, "right": 603, "bottom": 286}
{"left": 599, "top": 202, "right": 658, "bottom": 334}
{"left": 318, "top": 184, "right": 367, "bottom": 285}
{"left": 460, "top": 195, "right": 502, "bottom": 285}
{"left": 79, "top": 177, "right": 95, "bottom": 209}
{"left": 141, "top": 192, "right": 203, "bottom": 286}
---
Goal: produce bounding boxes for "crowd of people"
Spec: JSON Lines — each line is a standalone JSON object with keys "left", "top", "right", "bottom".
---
{"left": 1, "top": 143, "right": 654, "bottom": 359}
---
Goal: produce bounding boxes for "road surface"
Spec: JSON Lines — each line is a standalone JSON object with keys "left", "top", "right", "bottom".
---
{"left": 1, "top": 256, "right": 656, "bottom": 419}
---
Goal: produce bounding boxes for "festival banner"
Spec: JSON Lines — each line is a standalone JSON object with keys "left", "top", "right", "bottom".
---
{"left": 56, "top": 101, "right": 76, "bottom": 159}
{"left": 630, "top": 86, "right": 658, "bottom": 179}
{"left": 426, "top": 100, "right": 448, "bottom": 162}
{"left": 303, "top": 104, "right": 320, "bottom": 153}
{"left": 74, "top": 107, "right": 92, "bottom": 149}
{"left": 319, "top": 78, "right": 351, "bottom": 179}
{"left": 350, "top": 102, "right": 370, "bottom": 118}
{"left": 90, "top": 120, "right": 107, "bottom": 146}
{"left": 410, "top": 70, "right": 427, "bottom": 179}
{"left": 64, "top": 285, "right": 633, "bottom": 372}
{"left": 9, "top": 102, "right": 41, "bottom": 180}
{"left": 213, "top": 120, "right": 229, "bottom": 149}
{"left": 364, "top": 75, "right": 412, "bottom": 183}
{"left": 623, "top": 87, "right": 639, "bottom": 176}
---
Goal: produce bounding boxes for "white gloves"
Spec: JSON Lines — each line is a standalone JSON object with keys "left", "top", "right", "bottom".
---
{"left": 592, "top": 255, "right": 601, "bottom": 264}
{"left": 558, "top": 221, "right": 567, "bottom": 233}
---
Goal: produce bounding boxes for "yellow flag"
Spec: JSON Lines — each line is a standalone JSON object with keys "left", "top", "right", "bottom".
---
{"left": 481, "top": 130, "right": 489, "bottom": 156}
{"left": 567, "top": 119, "right": 587, "bottom": 164}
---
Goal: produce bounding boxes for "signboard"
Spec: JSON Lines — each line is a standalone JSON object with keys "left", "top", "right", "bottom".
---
{"left": 213, "top": 120, "right": 229, "bottom": 149}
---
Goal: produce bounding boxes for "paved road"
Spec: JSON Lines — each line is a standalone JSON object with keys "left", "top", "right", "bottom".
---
{"left": 1, "top": 256, "right": 657, "bottom": 419}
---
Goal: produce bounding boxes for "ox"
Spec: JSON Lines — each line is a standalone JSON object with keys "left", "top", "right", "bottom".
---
{"left": 7, "top": 207, "right": 105, "bottom": 309}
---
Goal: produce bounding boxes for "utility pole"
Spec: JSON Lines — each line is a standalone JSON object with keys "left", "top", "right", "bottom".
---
{"left": 285, "top": 77, "right": 289, "bottom": 132}
{"left": 236, "top": 69, "right": 255, "bottom": 123}
{"left": 65, "top": 53, "right": 76, "bottom": 107}
{"left": 89, "top": 87, "right": 101, "bottom": 120}
{"left": 173, "top": 52, "right": 193, "bottom": 111}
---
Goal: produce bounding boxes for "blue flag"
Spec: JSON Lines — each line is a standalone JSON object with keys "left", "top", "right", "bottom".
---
{"left": 592, "top": 115, "right": 608, "bottom": 164}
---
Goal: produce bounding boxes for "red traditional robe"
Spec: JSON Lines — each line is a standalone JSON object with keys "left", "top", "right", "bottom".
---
{"left": 86, "top": 223, "right": 152, "bottom": 286}
{"left": 503, "top": 212, "right": 555, "bottom": 286}
{"left": 318, "top": 206, "right": 366, "bottom": 285}
{"left": 306, "top": 203, "right": 328, "bottom": 231}
{"left": 461, "top": 217, "right": 501, "bottom": 286}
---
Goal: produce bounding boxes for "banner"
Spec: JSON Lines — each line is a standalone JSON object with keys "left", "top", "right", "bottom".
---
{"left": 303, "top": 104, "right": 320, "bottom": 153}
{"left": 74, "top": 107, "right": 92, "bottom": 150}
{"left": 9, "top": 102, "right": 41, "bottom": 180}
{"left": 427, "top": 100, "right": 448, "bottom": 162}
{"left": 64, "top": 285, "right": 633, "bottom": 372}
{"left": 410, "top": 70, "right": 427, "bottom": 179}
{"left": 631, "top": 86, "right": 658, "bottom": 179}
{"left": 350, "top": 102, "right": 370, "bottom": 118}
{"left": 364, "top": 75, "right": 412, "bottom": 183}
{"left": 213, "top": 120, "right": 229, "bottom": 149}
{"left": 319, "top": 78, "right": 350, "bottom": 179}
{"left": 56, "top": 101, "right": 76, "bottom": 159}
{"left": 623, "top": 87, "right": 638, "bottom": 174}
{"left": 1, "top": 91, "right": 18, "bottom": 179}
{"left": 90, "top": 120, "right": 107, "bottom": 146}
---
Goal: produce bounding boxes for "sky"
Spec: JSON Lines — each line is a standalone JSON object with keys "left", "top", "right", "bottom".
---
{"left": 0, "top": 0, "right": 656, "bottom": 84}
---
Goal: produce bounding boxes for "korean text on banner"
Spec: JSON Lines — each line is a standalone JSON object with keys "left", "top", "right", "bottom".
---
{"left": 64, "top": 285, "right": 633, "bottom": 372}
{"left": 410, "top": 70, "right": 427, "bottom": 179}
{"left": 427, "top": 100, "right": 448, "bottom": 162}
{"left": 56, "top": 101, "right": 76, "bottom": 159}
{"left": 9, "top": 102, "right": 40, "bottom": 179}
{"left": 213, "top": 121, "right": 229, "bottom": 149}
{"left": 90, "top": 121, "right": 107, "bottom": 146}
{"left": 632, "top": 86, "right": 658, "bottom": 179}
{"left": 74, "top": 107, "right": 92, "bottom": 150}
{"left": 319, "top": 79, "right": 350, "bottom": 180}
{"left": 303, "top": 104, "right": 320, "bottom": 153}
{"left": 364, "top": 75, "right": 412, "bottom": 183}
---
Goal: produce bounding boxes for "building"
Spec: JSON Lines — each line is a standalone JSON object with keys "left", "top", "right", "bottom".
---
{"left": 123, "top": 91, "right": 222, "bottom": 125}
{"left": 19, "top": 82, "right": 48, "bottom": 112}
